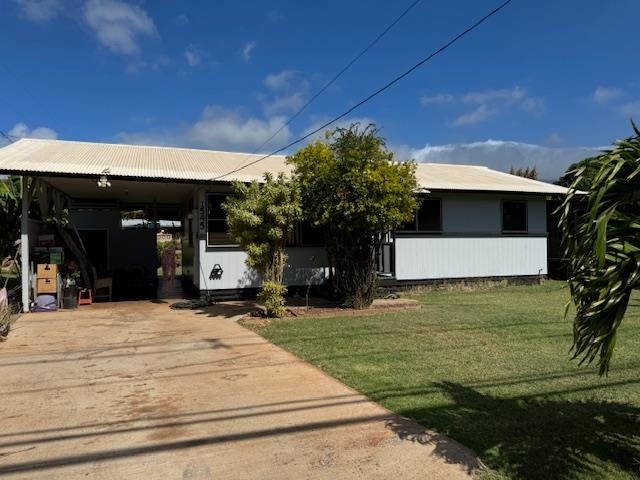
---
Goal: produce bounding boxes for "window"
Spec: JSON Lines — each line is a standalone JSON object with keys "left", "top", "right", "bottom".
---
{"left": 502, "top": 200, "right": 527, "bottom": 232}
{"left": 299, "top": 221, "right": 325, "bottom": 245}
{"left": 399, "top": 198, "right": 442, "bottom": 232}
{"left": 287, "top": 221, "right": 325, "bottom": 246}
{"left": 207, "top": 194, "right": 233, "bottom": 245}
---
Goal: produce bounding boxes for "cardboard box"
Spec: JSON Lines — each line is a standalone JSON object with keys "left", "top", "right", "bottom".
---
{"left": 37, "top": 277, "right": 57, "bottom": 294}
{"left": 37, "top": 264, "right": 58, "bottom": 279}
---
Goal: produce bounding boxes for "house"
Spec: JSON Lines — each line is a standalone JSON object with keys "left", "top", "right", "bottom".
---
{"left": 0, "top": 138, "right": 570, "bottom": 311}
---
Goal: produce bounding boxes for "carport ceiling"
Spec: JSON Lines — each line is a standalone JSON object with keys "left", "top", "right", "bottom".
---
{"left": 40, "top": 176, "right": 200, "bottom": 204}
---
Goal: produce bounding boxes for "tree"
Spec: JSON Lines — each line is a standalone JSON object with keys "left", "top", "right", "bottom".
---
{"left": 223, "top": 172, "right": 301, "bottom": 317}
{"left": 557, "top": 156, "right": 601, "bottom": 190}
{"left": 558, "top": 122, "right": 640, "bottom": 374}
{"left": 0, "top": 176, "right": 23, "bottom": 261}
{"left": 288, "top": 124, "right": 418, "bottom": 309}
{"left": 509, "top": 166, "right": 538, "bottom": 180}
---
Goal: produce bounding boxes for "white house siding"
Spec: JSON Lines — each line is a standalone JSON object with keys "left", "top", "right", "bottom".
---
{"left": 395, "top": 236, "right": 548, "bottom": 280}
{"left": 440, "top": 193, "right": 547, "bottom": 233}
{"left": 395, "top": 194, "right": 549, "bottom": 281}
{"left": 197, "top": 241, "right": 328, "bottom": 291}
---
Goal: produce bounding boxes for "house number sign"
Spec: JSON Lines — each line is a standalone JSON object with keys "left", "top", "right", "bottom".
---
{"left": 198, "top": 199, "right": 206, "bottom": 235}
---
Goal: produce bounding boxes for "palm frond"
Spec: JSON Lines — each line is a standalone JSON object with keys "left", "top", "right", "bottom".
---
{"left": 559, "top": 123, "right": 640, "bottom": 374}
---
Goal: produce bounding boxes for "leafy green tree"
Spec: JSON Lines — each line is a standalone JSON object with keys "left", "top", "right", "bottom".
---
{"left": 559, "top": 123, "right": 640, "bottom": 374}
{"left": 223, "top": 173, "right": 302, "bottom": 317}
{"left": 557, "top": 156, "right": 602, "bottom": 190}
{"left": 0, "top": 176, "right": 23, "bottom": 260}
{"left": 288, "top": 124, "right": 418, "bottom": 309}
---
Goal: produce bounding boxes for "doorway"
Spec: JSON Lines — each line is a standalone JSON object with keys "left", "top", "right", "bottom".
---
{"left": 157, "top": 223, "right": 183, "bottom": 299}
{"left": 77, "top": 229, "right": 109, "bottom": 276}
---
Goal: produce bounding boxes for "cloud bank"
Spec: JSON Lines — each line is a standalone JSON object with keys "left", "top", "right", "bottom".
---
{"left": 118, "top": 105, "right": 291, "bottom": 152}
{"left": 394, "top": 140, "right": 603, "bottom": 182}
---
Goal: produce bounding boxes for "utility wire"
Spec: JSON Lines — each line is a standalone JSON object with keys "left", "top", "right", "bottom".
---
{"left": 211, "top": 0, "right": 513, "bottom": 182}
{"left": 252, "top": 0, "right": 423, "bottom": 154}
{"left": 0, "top": 131, "right": 18, "bottom": 143}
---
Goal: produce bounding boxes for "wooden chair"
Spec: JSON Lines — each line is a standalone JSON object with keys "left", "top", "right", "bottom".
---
{"left": 91, "top": 266, "right": 113, "bottom": 302}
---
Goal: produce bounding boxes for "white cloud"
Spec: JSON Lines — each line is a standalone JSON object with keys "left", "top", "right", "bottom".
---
{"left": 260, "top": 70, "right": 310, "bottom": 117}
{"left": 421, "top": 86, "right": 543, "bottom": 127}
{"left": 267, "top": 9, "right": 286, "bottom": 24}
{"left": 545, "top": 133, "right": 564, "bottom": 146}
{"left": 184, "top": 47, "right": 201, "bottom": 67}
{"left": 593, "top": 86, "right": 623, "bottom": 104}
{"left": 241, "top": 41, "right": 256, "bottom": 62}
{"left": 15, "top": 0, "right": 61, "bottom": 22}
{"left": 395, "top": 139, "right": 602, "bottom": 181}
{"left": 521, "top": 97, "right": 545, "bottom": 113}
{"left": 264, "top": 70, "right": 297, "bottom": 90}
{"left": 117, "top": 105, "right": 292, "bottom": 153}
{"left": 8, "top": 122, "right": 58, "bottom": 140}
{"left": 621, "top": 100, "right": 640, "bottom": 116}
{"left": 175, "top": 13, "right": 189, "bottom": 26}
{"left": 263, "top": 92, "right": 306, "bottom": 116}
{"left": 187, "top": 106, "right": 289, "bottom": 150}
{"left": 453, "top": 105, "right": 494, "bottom": 126}
{"left": 462, "top": 87, "right": 526, "bottom": 105}
{"left": 125, "top": 54, "right": 171, "bottom": 74}
{"left": 83, "top": 0, "right": 157, "bottom": 55}
{"left": 420, "top": 93, "right": 454, "bottom": 106}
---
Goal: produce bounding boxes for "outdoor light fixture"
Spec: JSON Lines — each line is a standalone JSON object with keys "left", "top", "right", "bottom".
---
{"left": 97, "top": 169, "right": 111, "bottom": 188}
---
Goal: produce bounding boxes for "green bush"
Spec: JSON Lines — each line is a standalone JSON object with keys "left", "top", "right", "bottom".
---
{"left": 257, "top": 281, "right": 288, "bottom": 318}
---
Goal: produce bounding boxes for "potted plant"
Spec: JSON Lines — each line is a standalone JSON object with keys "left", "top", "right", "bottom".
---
{"left": 62, "top": 262, "right": 80, "bottom": 309}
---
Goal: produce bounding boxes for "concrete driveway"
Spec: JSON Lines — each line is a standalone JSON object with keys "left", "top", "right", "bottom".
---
{"left": 0, "top": 300, "right": 479, "bottom": 479}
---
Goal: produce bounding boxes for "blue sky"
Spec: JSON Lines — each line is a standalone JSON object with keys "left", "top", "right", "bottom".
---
{"left": 1, "top": 0, "right": 638, "bottom": 179}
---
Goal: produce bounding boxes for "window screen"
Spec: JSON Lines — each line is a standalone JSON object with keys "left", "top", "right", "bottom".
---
{"left": 502, "top": 201, "right": 527, "bottom": 232}
{"left": 207, "top": 194, "right": 233, "bottom": 245}
{"left": 400, "top": 198, "right": 442, "bottom": 232}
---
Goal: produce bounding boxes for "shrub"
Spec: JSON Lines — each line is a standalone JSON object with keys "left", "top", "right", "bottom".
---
{"left": 257, "top": 281, "right": 288, "bottom": 318}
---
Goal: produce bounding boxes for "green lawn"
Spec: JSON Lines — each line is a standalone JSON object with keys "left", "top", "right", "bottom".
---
{"left": 241, "top": 281, "right": 640, "bottom": 480}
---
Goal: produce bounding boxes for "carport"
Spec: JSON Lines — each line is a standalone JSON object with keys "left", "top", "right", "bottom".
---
{"left": 0, "top": 138, "right": 224, "bottom": 311}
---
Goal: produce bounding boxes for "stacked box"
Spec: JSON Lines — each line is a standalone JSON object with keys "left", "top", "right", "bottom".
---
{"left": 37, "top": 264, "right": 58, "bottom": 294}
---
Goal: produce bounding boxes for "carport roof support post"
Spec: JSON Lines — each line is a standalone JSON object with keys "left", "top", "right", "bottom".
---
{"left": 21, "top": 175, "right": 30, "bottom": 313}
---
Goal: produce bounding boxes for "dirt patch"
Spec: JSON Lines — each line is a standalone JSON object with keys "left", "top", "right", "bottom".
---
{"left": 243, "top": 298, "right": 420, "bottom": 325}
{"left": 287, "top": 298, "right": 419, "bottom": 318}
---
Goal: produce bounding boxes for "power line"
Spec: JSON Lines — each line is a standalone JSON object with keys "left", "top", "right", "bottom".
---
{"left": 211, "top": 0, "right": 514, "bottom": 182}
{"left": 0, "top": 131, "right": 18, "bottom": 143}
{"left": 252, "top": 0, "right": 423, "bottom": 154}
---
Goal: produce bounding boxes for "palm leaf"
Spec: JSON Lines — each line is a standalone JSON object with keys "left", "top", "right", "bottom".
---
{"left": 559, "top": 123, "right": 640, "bottom": 374}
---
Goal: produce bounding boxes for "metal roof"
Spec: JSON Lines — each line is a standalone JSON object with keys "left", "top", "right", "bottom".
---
{"left": 0, "top": 138, "right": 291, "bottom": 183}
{"left": 414, "top": 163, "right": 571, "bottom": 194}
{"left": 0, "top": 138, "right": 571, "bottom": 194}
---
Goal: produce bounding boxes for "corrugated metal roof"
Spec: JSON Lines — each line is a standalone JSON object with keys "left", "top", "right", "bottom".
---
{"left": 414, "top": 163, "right": 570, "bottom": 194}
{"left": 0, "top": 138, "right": 291, "bottom": 183}
{"left": 0, "top": 138, "right": 570, "bottom": 194}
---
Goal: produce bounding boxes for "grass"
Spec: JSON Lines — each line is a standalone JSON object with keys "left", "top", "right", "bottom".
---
{"left": 241, "top": 281, "right": 640, "bottom": 480}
